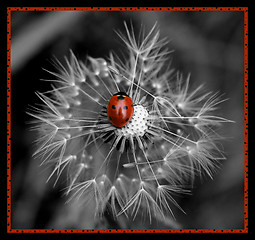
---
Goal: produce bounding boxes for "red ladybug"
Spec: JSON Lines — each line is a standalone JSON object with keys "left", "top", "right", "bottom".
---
{"left": 107, "top": 92, "right": 134, "bottom": 128}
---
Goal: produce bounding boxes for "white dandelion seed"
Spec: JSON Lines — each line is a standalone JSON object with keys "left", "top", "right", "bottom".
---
{"left": 28, "top": 22, "right": 233, "bottom": 223}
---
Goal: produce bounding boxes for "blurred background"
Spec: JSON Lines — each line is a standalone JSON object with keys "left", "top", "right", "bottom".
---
{"left": 11, "top": 10, "right": 245, "bottom": 229}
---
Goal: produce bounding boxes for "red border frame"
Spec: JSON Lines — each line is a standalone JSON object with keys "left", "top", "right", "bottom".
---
{"left": 7, "top": 7, "right": 248, "bottom": 233}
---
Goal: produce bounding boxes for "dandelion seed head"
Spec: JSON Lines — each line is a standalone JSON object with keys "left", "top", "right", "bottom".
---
{"left": 116, "top": 105, "right": 149, "bottom": 137}
{"left": 29, "top": 22, "right": 231, "bottom": 223}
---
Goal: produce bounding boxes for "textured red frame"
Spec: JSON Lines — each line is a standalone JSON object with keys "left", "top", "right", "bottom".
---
{"left": 7, "top": 7, "right": 248, "bottom": 233}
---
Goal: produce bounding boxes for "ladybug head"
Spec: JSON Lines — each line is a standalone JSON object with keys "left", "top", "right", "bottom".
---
{"left": 113, "top": 92, "right": 129, "bottom": 97}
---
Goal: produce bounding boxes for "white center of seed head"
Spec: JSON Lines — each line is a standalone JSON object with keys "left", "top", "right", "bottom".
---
{"left": 117, "top": 105, "right": 149, "bottom": 137}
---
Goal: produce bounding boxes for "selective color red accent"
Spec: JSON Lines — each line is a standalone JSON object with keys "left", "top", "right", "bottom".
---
{"left": 107, "top": 93, "right": 134, "bottom": 128}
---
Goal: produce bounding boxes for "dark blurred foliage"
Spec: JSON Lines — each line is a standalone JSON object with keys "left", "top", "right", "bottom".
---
{"left": 11, "top": 10, "right": 244, "bottom": 229}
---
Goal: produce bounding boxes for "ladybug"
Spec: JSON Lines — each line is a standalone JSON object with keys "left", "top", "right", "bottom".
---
{"left": 107, "top": 92, "right": 134, "bottom": 128}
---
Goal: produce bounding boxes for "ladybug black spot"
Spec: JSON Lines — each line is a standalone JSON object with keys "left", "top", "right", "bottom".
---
{"left": 112, "top": 105, "right": 116, "bottom": 109}
{"left": 123, "top": 106, "right": 128, "bottom": 110}
{"left": 126, "top": 118, "right": 129, "bottom": 122}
